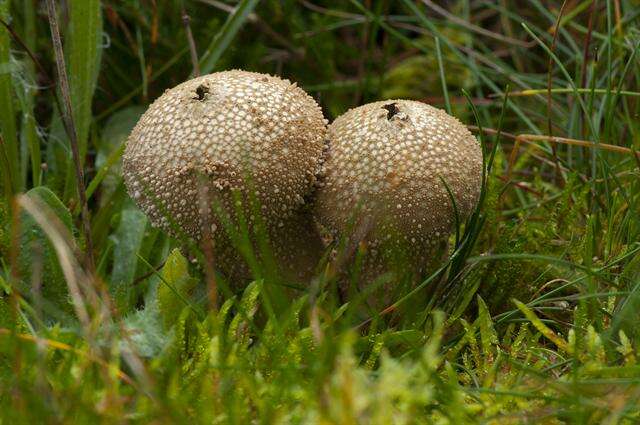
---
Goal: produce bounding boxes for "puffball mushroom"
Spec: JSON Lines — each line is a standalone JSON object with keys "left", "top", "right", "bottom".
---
{"left": 315, "top": 100, "right": 482, "bottom": 286}
{"left": 122, "top": 70, "right": 327, "bottom": 281}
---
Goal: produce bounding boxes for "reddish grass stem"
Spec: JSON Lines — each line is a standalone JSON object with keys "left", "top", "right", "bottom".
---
{"left": 45, "top": 0, "right": 95, "bottom": 272}
{"left": 182, "top": 5, "right": 201, "bottom": 77}
{"left": 547, "top": 0, "right": 568, "bottom": 186}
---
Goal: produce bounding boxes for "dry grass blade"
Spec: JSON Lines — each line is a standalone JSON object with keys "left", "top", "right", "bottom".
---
{"left": 506, "top": 134, "right": 640, "bottom": 179}
{"left": 197, "top": 180, "right": 218, "bottom": 310}
{"left": 181, "top": 5, "right": 201, "bottom": 77}
{"left": 0, "top": 17, "right": 53, "bottom": 87}
{"left": 299, "top": 0, "right": 362, "bottom": 19}
{"left": 490, "top": 88, "right": 640, "bottom": 98}
{"left": 14, "top": 198, "right": 147, "bottom": 393}
{"left": 45, "top": 0, "right": 94, "bottom": 271}
{"left": 465, "top": 125, "right": 640, "bottom": 179}
{"left": 581, "top": 0, "right": 597, "bottom": 91}
{"left": 547, "top": 1, "right": 568, "bottom": 185}
{"left": 18, "top": 194, "right": 92, "bottom": 328}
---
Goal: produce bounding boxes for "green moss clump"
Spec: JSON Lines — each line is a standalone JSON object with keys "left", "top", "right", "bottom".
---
{"left": 479, "top": 174, "right": 589, "bottom": 312}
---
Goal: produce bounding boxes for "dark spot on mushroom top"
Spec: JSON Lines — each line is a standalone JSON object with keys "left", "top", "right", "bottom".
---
{"left": 382, "top": 103, "right": 400, "bottom": 120}
{"left": 194, "top": 84, "right": 209, "bottom": 101}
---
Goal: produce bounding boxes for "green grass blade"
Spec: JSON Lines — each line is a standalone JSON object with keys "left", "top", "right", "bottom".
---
{"left": 399, "top": 0, "right": 541, "bottom": 133}
{"left": 138, "top": 253, "right": 205, "bottom": 320}
{"left": 66, "top": 0, "right": 102, "bottom": 168}
{"left": 0, "top": 1, "right": 20, "bottom": 196}
{"left": 85, "top": 142, "right": 124, "bottom": 203}
{"left": 513, "top": 299, "right": 570, "bottom": 353}
{"left": 434, "top": 36, "right": 451, "bottom": 115}
{"left": 21, "top": 0, "right": 40, "bottom": 187}
{"left": 199, "top": 0, "right": 260, "bottom": 75}
{"left": 520, "top": 23, "right": 596, "bottom": 138}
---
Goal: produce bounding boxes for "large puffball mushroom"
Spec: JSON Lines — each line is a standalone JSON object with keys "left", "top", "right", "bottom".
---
{"left": 122, "top": 70, "right": 327, "bottom": 282}
{"left": 314, "top": 100, "right": 482, "bottom": 300}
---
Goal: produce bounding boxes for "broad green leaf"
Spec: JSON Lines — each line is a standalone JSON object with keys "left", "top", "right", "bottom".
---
{"left": 98, "top": 106, "right": 144, "bottom": 160}
{"left": 110, "top": 205, "right": 147, "bottom": 313}
{"left": 18, "top": 71, "right": 41, "bottom": 188}
{"left": 63, "top": 0, "right": 102, "bottom": 194}
{"left": 66, "top": 0, "right": 102, "bottom": 154}
{"left": 157, "top": 249, "right": 197, "bottom": 330}
{"left": 0, "top": 1, "right": 19, "bottom": 196}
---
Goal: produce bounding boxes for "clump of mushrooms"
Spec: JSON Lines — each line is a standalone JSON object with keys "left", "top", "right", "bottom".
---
{"left": 123, "top": 70, "right": 327, "bottom": 282}
{"left": 123, "top": 70, "right": 483, "bottom": 300}
{"left": 313, "top": 100, "right": 483, "bottom": 304}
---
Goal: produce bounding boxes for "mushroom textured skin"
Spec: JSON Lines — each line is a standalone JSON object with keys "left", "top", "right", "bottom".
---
{"left": 215, "top": 209, "right": 324, "bottom": 283}
{"left": 123, "top": 70, "right": 327, "bottom": 240}
{"left": 315, "top": 99, "right": 482, "bottom": 265}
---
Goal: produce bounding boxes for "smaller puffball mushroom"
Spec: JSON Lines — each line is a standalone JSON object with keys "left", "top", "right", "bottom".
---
{"left": 122, "top": 70, "right": 327, "bottom": 284}
{"left": 314, "top": 100, "right": 483, "bottom": 305}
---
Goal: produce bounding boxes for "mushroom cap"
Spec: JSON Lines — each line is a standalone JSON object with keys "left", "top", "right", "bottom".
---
{"left": 315, "top": 99, "right": 482, "bottom": 251}
{"left": 123, "top": 70, "right": 327, "bottom": 240}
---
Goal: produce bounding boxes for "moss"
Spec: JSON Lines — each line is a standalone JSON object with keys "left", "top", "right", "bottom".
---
{"left": 479, "top": 174, "right": 589, "bottom": 313}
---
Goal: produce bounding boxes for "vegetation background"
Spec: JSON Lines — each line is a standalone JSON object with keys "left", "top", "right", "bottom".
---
{"left": 0, "top": 0, "right": 639, "bottom": 423}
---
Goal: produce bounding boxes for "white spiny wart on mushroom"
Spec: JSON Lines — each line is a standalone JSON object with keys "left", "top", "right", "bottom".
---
{"left": 123, "top": 70, "right": 327, "bottom": 281}
{"left": 315, "top": 100, "right": 483, "bottom": 287}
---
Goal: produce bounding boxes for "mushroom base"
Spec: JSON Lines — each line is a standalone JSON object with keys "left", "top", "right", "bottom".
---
{"left": 330, "top": 236, "right": 449, "bottom": 318}
{"left": 207, "top": 209, "right": 325, "bottom": 291}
